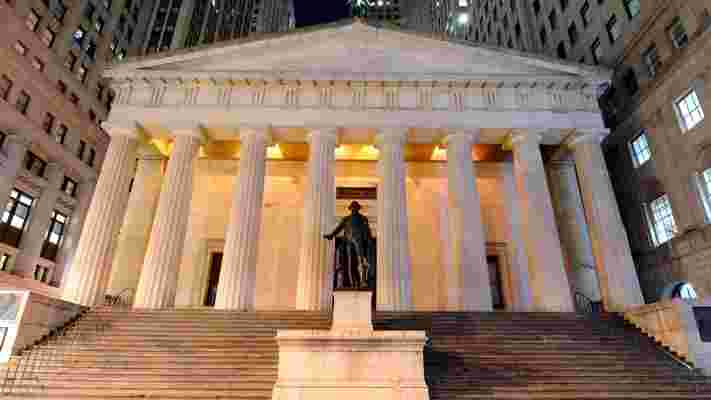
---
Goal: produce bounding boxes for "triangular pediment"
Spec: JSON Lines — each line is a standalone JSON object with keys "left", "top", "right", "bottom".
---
{"left": 106, "top": 20, "right": 610, "bottom": 84}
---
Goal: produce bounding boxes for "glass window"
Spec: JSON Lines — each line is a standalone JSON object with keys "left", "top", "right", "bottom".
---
{"left": 0, "top": 253, "right": 8, "bottom": 271}
{"left": 606, "top": 14, "right": 620, "bottom": 43}
{"left": 0, "top": 75, "right": 12, "bottom": 101}
{"left": 55, "top": 124, "right": 67, "bottom": 145}
{"left": 42, "top": 113, "right": 55, "bottom": 134}
{"left": 669, "top": 16, "right": 689, "bottom": 49}
{"left": 26, "top": 9, "right": 41, "bottom": 32}
{"left": 40, "top": 27, "right": 56, "bottom": 48}
{"left": 13, "top": 42, "right": 27, "bottom": 56}
{"left": 643, "top": 44, "right": 658, "bottom": 77}
{"left": 580, "top": 2, "right": 590, "bottom": 27}
{"left": 623, "top": 0, "right": 640, "bottom": 19}
{"left": 672, "top": 283, "right": 697, "bottom": 301}
{"left": 590, "top": 37, "right": 602, "bottom": 64}
{"left": 698, "top": 168, "right": 711, "bottom": 222}
{"left": 46, "top": 211, "right": 67, "bottom": 245}
{"left": 61, "top": 177, "right": 77, "bottom": 197}
{"left": 31, "top": 58, "right": 45, "bottom": 72}
{"left": 676, "top": 90, "right": 705, "bottom": 131}
{"left": 2, "top": 190, "right": 34, "bottom": 231}
{"left": 15, "top": 91, "right": 31, "bottom": 115}
{"left": 630, "top": 131, "right": 651, "bottom": 167}
{"left": 648, "top": 194, "right": 677, "bottom": 246}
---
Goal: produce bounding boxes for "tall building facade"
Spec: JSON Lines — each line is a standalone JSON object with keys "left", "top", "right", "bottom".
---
{"left": 0, "top": 0, "right": 155, "bottom": 291}
{"left": 142, "top": 0, "right": 295, "bottom": 55}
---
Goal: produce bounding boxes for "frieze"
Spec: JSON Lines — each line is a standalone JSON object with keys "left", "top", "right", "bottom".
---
{"left": 109, "top": 78, "right": 600, "bottom": 114}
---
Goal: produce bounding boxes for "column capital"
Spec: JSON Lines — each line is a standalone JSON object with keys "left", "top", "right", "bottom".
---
{"left": 239, "top": 126, "right": 272, "bottom": 144}
{"left": 171, "top": 126, "right": 208, "bottom": 144}
{"left": 510, "top": 129, "right": 543, "bottom": 145}
{"left": 101, "top": 122, "right": 141, "bottom": 139}
{"left": 375, "top": 128, "right": 408, "bottom": 148}
{"left": 443, "top": 129, "right": 480, "bottom": 147}
{"left": 569, "top": 129, "right": 610, "bottom": 147}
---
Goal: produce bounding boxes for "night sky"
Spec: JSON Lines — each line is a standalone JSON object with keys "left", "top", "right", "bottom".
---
{"left": 294, "top": 0, "right": 350, "bottom": 28}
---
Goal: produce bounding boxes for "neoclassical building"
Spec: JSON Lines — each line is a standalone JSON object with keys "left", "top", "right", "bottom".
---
{"left": 61, "top": 20, "right": 644, "bottom": 313}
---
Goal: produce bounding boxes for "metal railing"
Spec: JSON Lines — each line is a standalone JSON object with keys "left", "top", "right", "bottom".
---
{"left": 1, "top": 291, "right": 131, "bottom": 395}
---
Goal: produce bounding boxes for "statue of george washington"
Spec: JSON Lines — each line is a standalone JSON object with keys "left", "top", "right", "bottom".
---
{"left": 324, "top": 201, "right": 374, "bottom": 289}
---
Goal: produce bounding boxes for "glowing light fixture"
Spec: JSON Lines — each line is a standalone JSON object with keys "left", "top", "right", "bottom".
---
{"left": 431, "top": 146, "right": 447, "bottom": 161}
{"left": 267, "top": 143, "right": 284, "bottom": 159}
{"left": 457, "top": 13, "right": 469, "bottom": 25}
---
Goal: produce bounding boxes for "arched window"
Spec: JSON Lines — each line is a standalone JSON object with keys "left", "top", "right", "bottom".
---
{"left": 672, "top": 282, "right": 698, "bottom": 301}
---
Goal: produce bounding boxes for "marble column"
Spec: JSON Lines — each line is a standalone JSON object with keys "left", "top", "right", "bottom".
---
{"left": 375, "top": 129, "right": 412, "bottom": 311}
{"left": 570, "top": 130, "right": 644, "bottom": 311}
{"left": 215, "top": 128, "right": 270, "bottom": 310}
{"left": 14, "top": 163, "right": 65, "bottom": 278}
{"left": 134, "top": 134, "right": 200, "bottom": 309}
{"left": 445, "top": 131, "right": 492, "bottom": 311}
{"left": 107, "top": 150, "right": 165, "bottom": 296}
{"left": 62, "top": 131, "right": 138, "bottom": 306}
{"left": 0, "top": 134, "right": 30, "bottom": 206}
{"left": 54, "top": 178, "right": 96, "bottom": 287}
{"left": 511, "top": 130, "right": 573, "bottom": 312}
{"left": 296, "top": 128, "right": 337, "bottom": 311}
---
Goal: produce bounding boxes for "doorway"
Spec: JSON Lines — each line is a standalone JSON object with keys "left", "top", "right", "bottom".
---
{"left": 204, "top": 252, "right": 223, "bottom": 307}
{"left": 487, "top": 255, "right": 505, "bottom": 310}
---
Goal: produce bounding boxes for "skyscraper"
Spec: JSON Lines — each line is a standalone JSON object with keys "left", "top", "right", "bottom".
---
{"left": 143, "top": 0, "right": 295, "bottom": 54}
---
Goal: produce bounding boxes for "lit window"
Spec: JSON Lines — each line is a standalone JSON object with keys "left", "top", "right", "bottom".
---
{"left": 458, "top": 0, "right": 468, "bottom": 6}
{"left": 623, "top": 0, "right": 640, "bottom": 19}
{"left": 630, "top": 131, "right": 651, "bottom": 167}
{"left": 46, "top": 211, "right": 67, "bottom": 245}
{"left": 2, "top": 190, "right": 34, "bottom": 231}
{"left": 647, "top": 194, "right": 677, "bottom": 246}
{"left": 676, "top": 90, "right": 704, "bottom": 131}
{"left": 672, "top": 282, "right": 697, "bottom": 301}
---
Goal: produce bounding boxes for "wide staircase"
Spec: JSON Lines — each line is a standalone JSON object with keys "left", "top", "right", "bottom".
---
{"left": 3, "top": 307, "right": 711, "bottom": 399}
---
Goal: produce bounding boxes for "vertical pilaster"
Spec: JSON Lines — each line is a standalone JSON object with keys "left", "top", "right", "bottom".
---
{"left": 14, "top": 163, "right": 65, "bottom": 278}
{"left": 134, "top": 134, "right": 200, "bottom": 309}
{"left": 296, "top": 128, "right": 337, "bottom": 311}
{"left": 571, "top": 130, "right": 644, "bottom": 311}
{"left": 215, "top": 128, "right": 270, "bottom": 310}
{"left": 0, "top": 134, "right": 30, "bottom": 207}
{"left": 376, "top": 129, "right": 412, "bottom": 311}
{"left": 445, "top": 131, "right": 492, "bottom": 311}
{"left": 108, "top": 150, "right": 165, "bottom": 296}
{"left": 62, "top": 130, "right": 138, "bottom": 306}
{"left": 511, "top": 130, "right": 573, "bottom": 312}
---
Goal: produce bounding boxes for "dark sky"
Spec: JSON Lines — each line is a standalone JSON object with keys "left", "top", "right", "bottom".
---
{"left": 294, "top": 0, "right": 350, "bottom": 28}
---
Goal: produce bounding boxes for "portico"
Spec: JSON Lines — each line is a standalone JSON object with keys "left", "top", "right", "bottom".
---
{"left": 61, "top": 20, "right": 643, "bottom": 313}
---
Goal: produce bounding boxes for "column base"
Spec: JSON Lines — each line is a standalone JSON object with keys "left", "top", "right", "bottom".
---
{"left": 271, "top": 291, "right": 429, "bottom": 400}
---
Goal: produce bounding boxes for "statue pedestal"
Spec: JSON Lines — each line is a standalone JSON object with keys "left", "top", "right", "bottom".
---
{"left": 271, "top": 291, "right": 429, "bottom": 400}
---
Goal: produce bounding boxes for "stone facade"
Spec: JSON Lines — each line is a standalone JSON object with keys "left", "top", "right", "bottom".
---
{"left": 0, "top": 1, "right": 153, "bottom": 294}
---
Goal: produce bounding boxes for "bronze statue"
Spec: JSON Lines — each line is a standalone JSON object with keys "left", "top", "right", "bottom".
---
{"left": 325, "top": 201, "right": 373, "bottom": 289}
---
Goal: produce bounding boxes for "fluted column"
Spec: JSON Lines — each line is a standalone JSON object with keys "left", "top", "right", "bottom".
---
{"left": 215, "top": 128, "right": 270, "bottom": 310}
{"left": 376, "top": 129, "right": 412, "bottom": 311}
{"left": 134, "top": 134, "right": 200, "bottom": 309}
{"left": 54, "top": 178, "right": 96, "bottom": 287}
{"left": 0, "top": 134, "right": 30, "bottom": 207}
{"left": 445, "top": 131, "right": 492, "bottom": 311}
{"left": 296, "top": 128, "right": 337, "bottom": 310}
{"left": 62, "top": 130, "right": 138, "bottom": 306}
{"left": 108, "top": 150, "right": 165, "bottom": 296}
{"left": 511, "top": 130, "right": 573, "bottom": 312}
{"left": 14, "top": 163, "right": 65, "bottom": 278}
{"left": 570, "top": 130, "right": 644, "bottom": 311}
